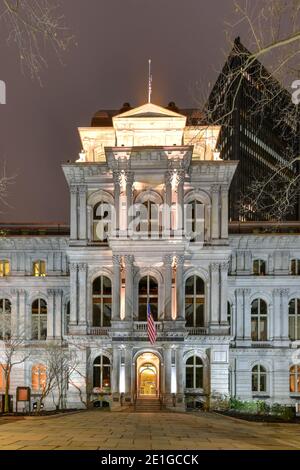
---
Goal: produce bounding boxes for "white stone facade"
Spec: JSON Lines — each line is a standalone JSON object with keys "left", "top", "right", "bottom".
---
{"left": 0, "top": 103, "right": 299, "bottom": 411}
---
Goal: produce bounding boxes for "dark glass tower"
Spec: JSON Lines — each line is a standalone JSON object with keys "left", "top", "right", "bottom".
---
{"left": 207, "top": 37, "right": 300, "bottom": 221}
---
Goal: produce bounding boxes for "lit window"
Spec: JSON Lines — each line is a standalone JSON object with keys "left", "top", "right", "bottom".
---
{"left": 136, "top": 200, "right": 162, "bottom": 238}
{"left": 252, "top": 365, "right": 267, "bottom": 393}
{"left": 253, "top": 259, "right": 266, "bottom": 275}
{"left": 291, "top": 259, "right": 300, "bottom": 275}
{"left": 92, "top": 276, "right": 112, "bottom": 327}
{"left": 251, "top": 299, "right": 268, "bottom": 341}
{"left": 185, "top": 356, "right": 203, "bottom": 389}
{"left": 0, "top": 365, "right": 8, "bottom": 391}
{"left": 289, "top": 299, "right": 300, "bottom": 341}
{"left": 32, "top": 364, "right": 46, "bottom": 391}
{"left": 138, "top": 275, "right": 158, "bottom": 321}
{"left": 185, "top": 275, "right": 205, "bottom": 327}
{"left": 290, "top": 365, "right": 300, "bottom": 393}
{"left": 31, "top": 299, "right": 47, "bottom": 340}
{"left": 93, "top": 355, "right": 111, "bottom": 390}
{"left": 0, "top": 299, "right": 11, "bottom": 340}
{"left": 0, "top": 260, "right": 10, "bottom": 277}
{"left": 33, "top": 260, "right": 46, "bottom": 277}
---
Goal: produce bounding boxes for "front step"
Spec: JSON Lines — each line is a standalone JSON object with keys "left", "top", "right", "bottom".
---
{"left": 134, "top": 398, "right": 163, "bottom": 412}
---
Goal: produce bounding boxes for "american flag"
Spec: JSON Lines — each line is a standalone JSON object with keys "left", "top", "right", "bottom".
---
{"left": 147, "top": 303, "right": 157, "bottom": 344}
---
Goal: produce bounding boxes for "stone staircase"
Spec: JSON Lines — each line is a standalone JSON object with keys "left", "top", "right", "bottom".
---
{"left": 134, "top": 397, "right": 163, "bottom": 412}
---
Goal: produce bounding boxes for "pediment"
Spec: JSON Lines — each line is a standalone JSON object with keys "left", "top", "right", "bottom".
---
{"left": 114, "top": 102, "right": 185, "bottom": 119}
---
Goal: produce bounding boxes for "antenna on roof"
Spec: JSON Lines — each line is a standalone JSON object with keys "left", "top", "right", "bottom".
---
{"left": 148, "top": 59, "right": 152, "bottom": 103}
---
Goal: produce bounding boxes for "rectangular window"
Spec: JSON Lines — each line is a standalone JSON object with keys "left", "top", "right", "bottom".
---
{"left": 0, "top": 261, "right": 10, "bottom": 277}
{"left": 33, "top": 261, "right": 46, "bottom": 277}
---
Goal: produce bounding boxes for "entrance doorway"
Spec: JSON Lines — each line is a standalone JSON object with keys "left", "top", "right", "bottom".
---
{"left": 136, "top": 352, "right": 160, "bottom": 397}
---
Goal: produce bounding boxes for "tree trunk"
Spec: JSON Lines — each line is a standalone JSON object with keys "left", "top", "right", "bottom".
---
{"left": 4, "top": 370, "right": 10, "bottom": 413}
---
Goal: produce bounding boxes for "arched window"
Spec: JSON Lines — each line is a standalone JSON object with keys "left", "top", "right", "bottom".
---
{"left": 291, "top": 259, "right": 300, "bottom": 275}
{"left": 93, "top": 355, "right": 111, "bottom": 390}
{"left": 32, "top": 364, "right": 46, "bottom": 391}
{"left": 93, "top": 202, "right": 111, "bottom": 242}
{"left": 290, "top": 365, "right": 300, "bottom": 393}
{"left": 138, "top": 275, "right": 158, "bottom": 321}
{"left": 289, "top": 299, "right": 300, "bottom": 341}
{"left": 252, "top": 365, "right": 267, "bottom": 393}
{"left": 0, "top": 260, "right": 10, "bottom": 277}
{"left": 251, "top": 299, "right": 267, "bottom": 341}
{"left": 185, "top": 356, "right": 203, "bottom": 389}
{"left": 253, "top": 259, "right": 266, "bottom": 275}
{"left": 186, "top": 200, "right": 204, "bottom": 242}
{"left": 31, "top": 299, "right": 47, "bottom": 340}
{"left": 185, "top": 275, "right": 205, "bottom": 327}
{"left": 32, "top": 260, "right": 46, "bottom": 277}
{"left": 0, "top": 299, "right": 11, "bottom": 340}
{"left": 92, "top": 276, "right": 112, "bottom": 327}
{"left": 136, "top": 200, "right": 162, "bottom": 238}
{"left": 227, "top": 302, "right": 232, "bottom": 334}
{"left": 65, "top": 301, "right": 70, "bottom": 335}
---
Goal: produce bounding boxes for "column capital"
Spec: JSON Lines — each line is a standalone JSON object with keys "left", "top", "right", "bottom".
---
{"left": 211, "top": 184, "right": 220, "bottom": 193}
{"left": 113, "top": 254, "right": 122, "bottom": 266}
{"left": 220, "top": 261, "right": 229, "bottom": 272}
{"left": 165, "top": 170, "right": 174, "bottom": 186}
{"left": 70, "top": 185, "right": 78, "bottom": 194}
{"left": 220, "top": 184, "right": 229, "bottom": 193}
{"left": 47, "top": 288, "right": 63, "bottom": 296}
{"left": 78, "top": 184, "right": 87, "bottom": 194}
{"left": 78, "top": 262, "right": 87, "bottom": 272}
{"left": 11, "top": 288, "right": 26, "bottom": 296}
{"left": 69, "top": 262, "right": 77, "bottom": 272}
{"left": 124, "top": 171, "right": 134, "bottom": 186}
{"left": 124, "top": 255, "right": 134, "bottom": 266}
{"left": 164, "top": 254, "right": 173, "bottom": 266}
{"left": 210, "top": 262, "right": 219, "bottom": 272}
{"left": 175, "top": 255, "right": 184, "bottom": 267}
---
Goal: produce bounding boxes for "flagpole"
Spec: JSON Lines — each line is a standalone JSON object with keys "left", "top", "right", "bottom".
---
{"left": 148, "top": 59, "right": 152, "bottom": 103}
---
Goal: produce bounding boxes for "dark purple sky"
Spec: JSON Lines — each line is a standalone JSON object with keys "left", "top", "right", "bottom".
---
{"left": 0, "top": 0, "right": 242, "bottom": 223}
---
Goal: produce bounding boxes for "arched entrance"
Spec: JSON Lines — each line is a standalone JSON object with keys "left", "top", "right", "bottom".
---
{"left": 136, "top": 352, "right": 160, "bottom": 397}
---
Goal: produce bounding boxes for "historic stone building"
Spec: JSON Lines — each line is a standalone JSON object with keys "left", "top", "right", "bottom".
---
{"left": 0, "top": 102, "right": 300, "bottom": 411}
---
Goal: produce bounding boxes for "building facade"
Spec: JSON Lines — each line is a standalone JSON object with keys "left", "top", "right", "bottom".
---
{"left": 0, "top": 102, "right": 300, "bottom": 411}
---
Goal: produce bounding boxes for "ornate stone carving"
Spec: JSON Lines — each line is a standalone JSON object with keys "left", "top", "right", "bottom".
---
{"left": 78, "top": 263, "right": 87, "bottom": 271}
{"left": 210, "top": 262, "right": 219, "bottom": 272}
{"left": 112, "top": 255, "right": 122, "bottom": 266}
{"left": 211, "top": 184, "right": 220, "bottom": 193}
{"left": 220, "top": 261, "right": 229, "bottom": 272}
{"left": 164, "top": 254, "right": 173, "bottom": 266}
{"left": 69, "top": 263, "right": 78, "bottom": 272}
{"left": 124, "top": 255, "right": 134, "bottom": 267}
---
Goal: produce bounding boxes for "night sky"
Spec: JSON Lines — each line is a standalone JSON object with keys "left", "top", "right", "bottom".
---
{"left": 0, "top": 0, "right": 244, "bottom": 224}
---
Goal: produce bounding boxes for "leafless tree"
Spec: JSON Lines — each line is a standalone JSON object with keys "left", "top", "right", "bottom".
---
{"left": 0, "top": 0, "right": 73, "bottom": 82}
{"left": 33, "top": 342, "right": 78, "bottom": 413}
{"left": 0, "top": 313, "right": 30, "bottom": 413}
{"left": 193, "top": 0, "right": 300, "bottom": 221}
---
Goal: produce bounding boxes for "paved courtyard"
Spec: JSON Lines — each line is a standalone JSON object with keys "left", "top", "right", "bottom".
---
{"left": 0, "top": 410, "right": 300, "bottom": 450}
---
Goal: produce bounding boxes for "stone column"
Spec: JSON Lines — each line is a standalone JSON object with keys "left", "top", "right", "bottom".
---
{"left": 220, "top": 185, "right": 228, "bottom": 239}
{"left": 176, "top": 347, "right": 185, "bottom": 409}
{"left": 211, "top": 185, "right": 220, "bottom": 240}
{"left": 164, "top": 171, "right": 173, "bottom": 238}
{"left": 87, "top": 206, "right": 92, "bottom": 241}
{"left": 125, "top": 172, "right": 134, "bottom": 236}
{"left": 70, "top": 185, "right": 78, "bottom": 241}
{"left": 281, "top": 288, "right": 290, "bottom": 341}
{"left": 111, "top": 347, "right": 120, "bottom": 405}
{"left": 210, "top": 263, "right": 220, "bottom": 327}
{"left": 78, "top": 263, "right": 87, "bottom": 330}
{"left": 243, "top": 289, "right": 252, "bottom": 341}
{"left": 54, "top": 289, "right": 63, "bottom": 339}
{"left": 235, "top": 288, "right": 244, "bottom": 341}
{"left": 78, "top": 185, "right": 87, "bottom": 240}
{"left": 220, "top": 262, "right": 229, "bottom": 329}
{"left": 164, "top": 254, "right": 173, "bottom": 321}
{"left": 18, "top": 290, "right": 27, "bottom": 339}
{"left": 10, "top": 289, "right": 18, "bottom": 339}
{"left": 47, "top": 289, "right": 55, "bottom": 340}
{"left": 273, "top": 288, "right": 281, "bottom": 340}
{"left": 113, "top": 171, "right": 121, "bottom": 237}
{"left": 112, "top": 255, "right": 121, "bottom": 321}
{"left": 175, "top": 171, "right": 185, "bottom": 238}
{"left": 69, "top": 263, "right": 78, "bottom": 327}
{"left": 125, "top": 348, "right": 132, "bottom": 401}
{"left": 175, "top": 255, "right": 184, "bottom": 320}
{"left": 164, "top": 347, "right": 172, "bottom": 405}
{"left": 124, "top": 255, "right": 134, "bottom": 322}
